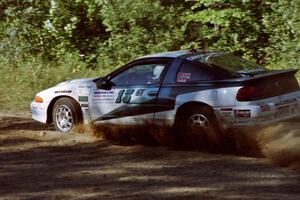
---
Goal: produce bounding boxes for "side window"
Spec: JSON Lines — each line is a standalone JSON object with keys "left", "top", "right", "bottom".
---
{"left": 176, "top": 61, "right": 215, "bottom": 83}
{"left": 111, "top": 63, "right": 166, "bottom": 86}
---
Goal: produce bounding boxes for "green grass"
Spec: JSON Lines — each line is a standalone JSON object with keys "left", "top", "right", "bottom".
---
{"left": 0, "top": 55, "right": 114, "bottom": 111}
{"left": 0, "top": 56, "right": 299, "bottom": 111}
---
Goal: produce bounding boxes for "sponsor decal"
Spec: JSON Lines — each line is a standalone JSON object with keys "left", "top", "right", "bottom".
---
{"left": 32, "top": 105, "right": 44, "bottom": 110}
{"left": 177, "top": 72, "right": 191, "bottom": 83}
{"left": 55, "top": 90, "right": 72, "bottom": 94}
{"left": 78, "top": 85, "right": 91, "bottom": 89}
{"left": 78, "top": 96, "right": 88, "bottom": 102}
{"left": 93, "top": 90, "right": 114, "bottom": 100}
{"left": 220, "top": 108, "right": 233, "bottom": 117}
{"left": 234, "top": 110, "right": 251, "bottom": 118}
{"left": 275, "top": 98, "right": 297, "bottom": 106}
{"left": 260, "top": 104, "right": 271, "bottom": 112}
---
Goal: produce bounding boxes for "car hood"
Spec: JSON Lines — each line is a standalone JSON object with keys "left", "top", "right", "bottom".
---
{"left": 56, "top": 77, "right": 97, "bottom": 86}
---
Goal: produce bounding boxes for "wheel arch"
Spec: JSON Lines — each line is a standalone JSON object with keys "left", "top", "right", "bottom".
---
{"left": 175, "top": 101, "right": 214, "bottom": 123}
{"left": 46, "top": 95, "right": 82, "bottom": 123}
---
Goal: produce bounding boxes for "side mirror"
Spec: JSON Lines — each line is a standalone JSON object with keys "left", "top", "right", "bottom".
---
{"left": 96, "top": 78, "right": 112, "bottom": 90}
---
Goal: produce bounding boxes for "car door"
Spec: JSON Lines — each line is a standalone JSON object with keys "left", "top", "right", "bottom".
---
{"left": 154, "top": 59, "right": 218, "bottom": 124}
{"left": 89, "top": 59, "right": 170, "bottom": 125}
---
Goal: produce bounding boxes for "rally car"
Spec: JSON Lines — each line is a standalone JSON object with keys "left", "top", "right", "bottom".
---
{"left": 31, "top": 50, "right": 300, "bottom": 134}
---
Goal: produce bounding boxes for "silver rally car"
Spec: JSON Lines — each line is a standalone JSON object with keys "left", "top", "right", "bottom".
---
{"left": 31, "top": 50, "right": 300, "bottom": 134}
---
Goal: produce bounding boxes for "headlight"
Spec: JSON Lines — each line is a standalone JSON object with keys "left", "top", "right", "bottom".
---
{"left": 34, "top": 96, "right": 44, "bottom": 103}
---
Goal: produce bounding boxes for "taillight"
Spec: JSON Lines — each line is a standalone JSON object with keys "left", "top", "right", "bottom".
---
{"left": 236, "top": 86, "right": 256, "bottom": 101}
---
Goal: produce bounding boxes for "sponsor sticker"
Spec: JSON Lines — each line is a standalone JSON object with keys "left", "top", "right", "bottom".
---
{"left": 234, "top": 110, "right": 251, "bottom": 118}
{"left": 78, "top": 96, "right": 88, "bottom": 102}
{"left": 93, "top": 90, "right": 114, "bottom": 100}
{"left": 275, "top": 98, "right": 297, "bottom": 106}
{"left": 177, "top": 72, "right": 191, "bottom": 83}
{"left": 260, "top": 104, "right": 271, "bottom": 112}
{"left": 32, "top": 105, "right": 44, "bottom": 110}
{"left": 55, "top": 90, "right": 72, "bottom": 94}
{"left": 78, "top": 85, "right": 91, "bottom": 89}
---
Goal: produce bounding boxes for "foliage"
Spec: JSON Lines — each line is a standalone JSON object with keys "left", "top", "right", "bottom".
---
{"left": 183, "top": 0, "right": 270, "bottom": 62}
{"left": 0, "top": 0, "right": 299, "bottom": 110}
{"left": 95, "top": 0, "right": 186, "bottom": 67}
{"left": 262, "top": 0, "right": 300, "bottom": 69}
{"left": 0, "top": 0, "right": 51, "bottom": 59}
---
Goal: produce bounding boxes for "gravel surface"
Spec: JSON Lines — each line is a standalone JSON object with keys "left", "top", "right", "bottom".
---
{"left": 0, "top": 112, "right": 299, "bottom": 200}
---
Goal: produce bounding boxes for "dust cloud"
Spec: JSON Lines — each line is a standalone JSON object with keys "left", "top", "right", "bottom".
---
{"left": 89, "top": 123, "right": 261, "bottom": 156}
{"left": 256, "top": 122, "right": 300, "bottom": 169}
{"left": 78, "top": 118, "right": 300, "bottom": 170}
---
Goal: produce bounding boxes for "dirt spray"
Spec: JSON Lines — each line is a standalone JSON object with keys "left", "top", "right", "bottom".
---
{"left": 256, "top": 122, "right": 300, "bottom": 169}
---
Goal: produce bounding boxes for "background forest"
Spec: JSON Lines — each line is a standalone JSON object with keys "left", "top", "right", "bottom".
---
{"left": 0, "top": 0, "right": 299, "bottom": 110}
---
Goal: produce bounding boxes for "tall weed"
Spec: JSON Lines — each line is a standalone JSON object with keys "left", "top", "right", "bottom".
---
{"left": 0, "top": 54, "right": 109, "bottom": 110}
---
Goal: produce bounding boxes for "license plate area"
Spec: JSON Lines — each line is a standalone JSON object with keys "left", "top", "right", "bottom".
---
{"left": 275, "top": 104, "right": 297, "bottom": 119}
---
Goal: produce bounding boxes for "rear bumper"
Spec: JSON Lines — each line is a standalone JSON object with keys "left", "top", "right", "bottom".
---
{"left": 216, "top": 96, "right": 300, "bottom": 129}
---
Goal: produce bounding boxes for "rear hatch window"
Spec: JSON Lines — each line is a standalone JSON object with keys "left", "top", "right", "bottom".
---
{"left": 190, "top": 52, "right": 268, "bottom": 77}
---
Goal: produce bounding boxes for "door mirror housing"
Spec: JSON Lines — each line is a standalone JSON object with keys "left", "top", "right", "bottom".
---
{"left": 95, "top": 78, "right": 112, "bottom": 90}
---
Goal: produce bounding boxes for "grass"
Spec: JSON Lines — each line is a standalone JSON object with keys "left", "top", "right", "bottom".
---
{"left": 0, "top": 56, "right": 299, "bottom": 111}
{"left": 0, "top": 55, "right": 113, "bottom": 111}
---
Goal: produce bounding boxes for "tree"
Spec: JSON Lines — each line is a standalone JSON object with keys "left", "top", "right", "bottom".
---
{"left": 263, "top": 0, "right": 300, "bottom": 68}
{"left": 95, "top": 0, "right": 186, "bottom": 67}
{"left": 0, "top": 0, "right": 51, "bottom": 59}
{"left": 183, "top": 0, "right": 270, "bottom": 63}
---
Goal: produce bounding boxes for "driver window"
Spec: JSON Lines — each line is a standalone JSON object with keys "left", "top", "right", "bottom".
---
{"left": 110, "top": 63, "right": 166, "bottom": 86}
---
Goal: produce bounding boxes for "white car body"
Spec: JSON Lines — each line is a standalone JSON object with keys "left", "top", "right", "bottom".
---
{"left": 31, "top": 50, "right": 300, "bottom": 131}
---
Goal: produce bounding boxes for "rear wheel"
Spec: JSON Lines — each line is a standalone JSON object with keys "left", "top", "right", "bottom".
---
{"left": 52, "top": 98, "right": 82, "bottom": 132}
{"left": 175, "top": 106, "right": 222, "bottom": 150}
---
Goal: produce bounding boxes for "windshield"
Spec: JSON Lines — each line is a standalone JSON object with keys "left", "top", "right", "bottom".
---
{"left": 191, "top": 53, "right": 266, "bottom": 74}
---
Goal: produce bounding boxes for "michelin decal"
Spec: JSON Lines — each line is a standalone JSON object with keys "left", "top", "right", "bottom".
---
{"left": 93, "top": 90, "right": 114, "bottom": 100}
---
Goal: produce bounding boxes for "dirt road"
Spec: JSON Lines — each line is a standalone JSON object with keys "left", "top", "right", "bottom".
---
{"left": 0, "top": 112, "right": 299, "bottom": 200}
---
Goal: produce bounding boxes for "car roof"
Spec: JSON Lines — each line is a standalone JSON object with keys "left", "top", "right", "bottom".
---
{"left": 138, "top": 50, "right": 226, "bottom": 60}
{"left": 138, "top": 50, "right": 193, "bottom": 59}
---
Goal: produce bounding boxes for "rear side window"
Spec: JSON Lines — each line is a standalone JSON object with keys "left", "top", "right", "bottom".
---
{"left": 176, "top": 61, "right": 215, "bottom": 83}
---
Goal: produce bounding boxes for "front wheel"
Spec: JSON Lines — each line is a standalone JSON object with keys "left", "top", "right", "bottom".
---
{"left": 52, "top": 98, "right": 82, "bottom": 132}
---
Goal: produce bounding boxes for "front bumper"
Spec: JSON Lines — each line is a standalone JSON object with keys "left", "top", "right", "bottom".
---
{"left": 31, "top": 101, "right": 48, "bottom": 123}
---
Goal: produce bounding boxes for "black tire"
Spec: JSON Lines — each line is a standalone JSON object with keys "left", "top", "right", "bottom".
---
{"left": 52, "top": 97, "right": 82, "bottom": 132}
{"left": 175, "top": 106, "right": 222, "bottom": 150}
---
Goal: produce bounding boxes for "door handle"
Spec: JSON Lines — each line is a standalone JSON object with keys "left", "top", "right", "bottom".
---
{"left": 148, "top": 91, "right": 158, "bottom": 97}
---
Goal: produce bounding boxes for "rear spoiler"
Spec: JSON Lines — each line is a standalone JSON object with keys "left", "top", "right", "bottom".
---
{"left": 202, "top": 69, "right": 299, "bottom": 86}
{"left": 244, "top": 69, "right": 298, "bottom": 84}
